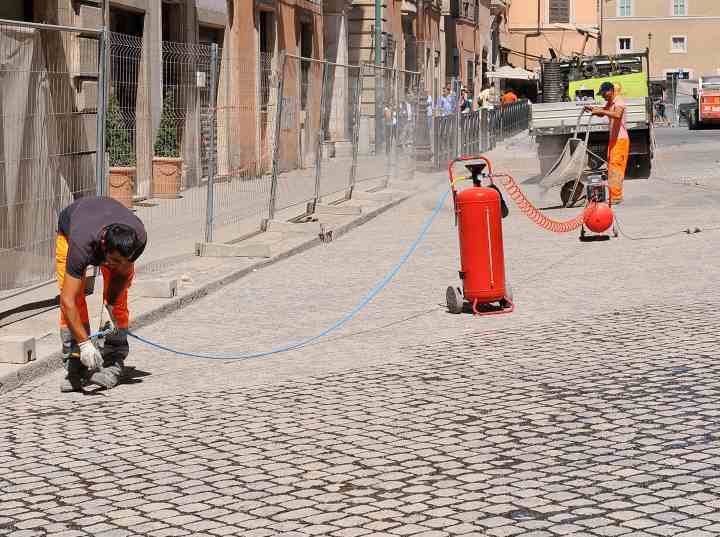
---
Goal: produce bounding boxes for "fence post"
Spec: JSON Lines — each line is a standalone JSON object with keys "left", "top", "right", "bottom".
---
{"left": 204, "top": 43, "right": 219, "bottom": 243}
{"left": 347, "top": 66, "right": 363, "bottom": 200}
{"left": 95, "top": 29, "right": 108, "bottom": 197}
{"left": 454, "top": 80, "right": 461, "bottom": 158}
{"left": 311, "top": 60, "right": 330, "bottom": 213}
{"left": 267, "top": 52, "right": 286, "bottom": 225}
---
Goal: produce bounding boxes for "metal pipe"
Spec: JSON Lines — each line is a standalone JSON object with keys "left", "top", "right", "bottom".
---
{"left": 204, "top": 43, "right": 220, "bottom": 243}
{"left": 95, "top": 29, "right": 108, "bottom": 197}
{"left": 524, "top": 0, "right": 542, "bottom": 71}
{"left": 375, "top": 0, "right": 383, "bottom": 153}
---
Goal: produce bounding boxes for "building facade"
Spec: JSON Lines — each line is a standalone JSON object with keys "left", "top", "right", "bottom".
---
{"left": 601, "top": 0, "right": 720, "bottom": 81}
{"left": 502, "top": 0, "right": 600, "bottom": 71}
{"left": 443, "top": 0, "right": 491, "bottom": 97}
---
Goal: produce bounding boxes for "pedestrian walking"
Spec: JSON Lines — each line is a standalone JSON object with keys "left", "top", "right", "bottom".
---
{"left": 459, "top": 88, "right": 472, "bottom": 113}
{"left": 584, "top": 81, "right": 629, "bottom": 204}
{"left": 56, "top": 196, "right": 147, "bottom": 392}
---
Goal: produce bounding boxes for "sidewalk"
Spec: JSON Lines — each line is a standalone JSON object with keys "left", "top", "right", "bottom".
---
{"left": 0, "top": 155, "right": 437, "bottom": 395}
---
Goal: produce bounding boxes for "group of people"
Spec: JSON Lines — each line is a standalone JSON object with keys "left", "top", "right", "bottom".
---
{"left": 426, "top": 83, "right": 522, "bottom": 120}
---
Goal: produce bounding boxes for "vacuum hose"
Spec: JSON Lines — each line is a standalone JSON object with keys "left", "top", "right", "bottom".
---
{"left": 494, "top": 173, "right": 585, "bottom": 233}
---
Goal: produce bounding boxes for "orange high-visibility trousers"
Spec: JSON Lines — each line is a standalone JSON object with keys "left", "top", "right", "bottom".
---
{"left": 56, "top": 234, "right": 133, "bottom": 328}
{"left": 608, "top": 137, "right": 630, "bottom": 203}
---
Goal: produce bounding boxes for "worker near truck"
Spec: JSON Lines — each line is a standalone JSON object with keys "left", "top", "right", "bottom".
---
{"left": 584, "top": 81, "right": 629, "bottom": 204}
{"left": 57, "top": 196, "right": 147, "bottom": 393}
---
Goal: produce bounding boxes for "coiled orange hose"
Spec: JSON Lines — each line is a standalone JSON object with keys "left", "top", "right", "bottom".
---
{"left": 494, "top": 173, "right": 585, "bottom": 233}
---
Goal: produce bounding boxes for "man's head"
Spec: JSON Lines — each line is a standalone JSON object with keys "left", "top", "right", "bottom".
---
{"left": 599, "top": 82, "right": 616, "bottom": 102}
{"left": 101, "top": 224, "right": 143, "bottom": 271}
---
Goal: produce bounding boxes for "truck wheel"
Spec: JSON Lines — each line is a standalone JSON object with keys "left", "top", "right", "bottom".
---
{"left": 634, "top": 156, "right": 652, "bottom": 179}
{"left": 561, "top": 181, "right": 585, "bottom": 207}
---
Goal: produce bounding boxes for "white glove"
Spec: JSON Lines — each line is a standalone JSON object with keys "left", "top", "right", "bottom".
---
{"left": 79, "top": 340, "right": 104, "bottom": 371}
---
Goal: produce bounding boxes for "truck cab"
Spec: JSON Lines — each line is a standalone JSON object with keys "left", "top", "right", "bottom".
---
{"left": 689, "top": 76, "right": 720, "bottom": 129}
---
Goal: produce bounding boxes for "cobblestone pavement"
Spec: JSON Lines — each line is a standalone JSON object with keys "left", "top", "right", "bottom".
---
{"left": 2, "top": 129, "right": 720, "bottom": 536}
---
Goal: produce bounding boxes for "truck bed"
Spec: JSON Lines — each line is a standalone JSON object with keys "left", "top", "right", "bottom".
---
{"left": 531, "top": 98, "right": 650, "bottom": 135}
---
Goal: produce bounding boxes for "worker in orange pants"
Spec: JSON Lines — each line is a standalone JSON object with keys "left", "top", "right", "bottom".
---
{"left": 56, "top": 197, "right": 146, "bottom": 393}
{"left": 607, "top": 137, "right": 630, "bottom": 203}
{"left": 585, "top": 82, "right": 629, "bottom": 204}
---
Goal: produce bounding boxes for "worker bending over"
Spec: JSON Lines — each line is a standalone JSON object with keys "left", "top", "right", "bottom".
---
{"left": 584, "top": 82, "right": 629, "bottom": 204}
{"left": 57, "top": 197, "right": 147, "bottom": 392}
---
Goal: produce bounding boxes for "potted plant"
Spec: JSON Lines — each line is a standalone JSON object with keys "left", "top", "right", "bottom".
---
{"left": 106, "top": 94, "right": 136, "bottom": 208}
{"left": 152, "top": 90, "right": 182, "bottom": 198}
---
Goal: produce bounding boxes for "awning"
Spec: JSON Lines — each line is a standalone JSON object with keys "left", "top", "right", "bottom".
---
{"left": 487, "top": 66, "right": 537, "bottom": 80}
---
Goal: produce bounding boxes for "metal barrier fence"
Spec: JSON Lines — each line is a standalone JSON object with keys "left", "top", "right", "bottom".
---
{"left": 0, "top": 19, "right": 531, "bottom": 305}
{"left": 432, "top": 99, "right": 530, "bottom": 168}
{"left": 268, "top": 56, "right": 422, "bottom": 219}
{"left": 105, "top": 34, "right": 279, "bottom": 271}
{"left": 0, "top": 19, "right": 105, "bottom": 294}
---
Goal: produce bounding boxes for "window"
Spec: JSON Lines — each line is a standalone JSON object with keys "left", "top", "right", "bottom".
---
{"left": 548, "top": 0, "right": 570, "bottom": 24}
{"left": 671, "top": 36, "right": 687, "bottom": 53}
{"left": 617, "top": 37, "right": 633, "bottom": 52}
{"left": 673, "top": 0, "right": 687, "bottom": 16}
{"left": 618, "top": 0, "right": 632, "bottom": 17}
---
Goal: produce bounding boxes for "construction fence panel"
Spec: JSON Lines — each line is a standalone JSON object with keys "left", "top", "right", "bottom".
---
{"left": 0, "top": 20, "right": 103, "bottom": 296}
{"left": 317, "top": 62, "right": 362, "bottom": 201}
{"left": 209, "top": 49, "right": 274, "bottom": 242}
{"left": 106, "top": 34, "right": 276, "bottom": 270}
{"left": 107, "top": 33, "right": 214, "bottom": 272}
{"left": 392, "top": 70, "right": 422, "bottom": 183}
{"left": 354, "top": 64, "right": 395, "bottom": 191}
{"left": 270, "top": 54, "right": 324, "bottom": 215}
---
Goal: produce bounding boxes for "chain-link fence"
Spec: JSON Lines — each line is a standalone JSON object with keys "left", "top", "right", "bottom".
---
{"left": 432, "top": 99, "right": 531, "bottom": 168}
{"left": 0, "top": 19, "right": 104, "bottom": 295}
{"left": 1, "top": 23, "right": 532, "bottom": 308}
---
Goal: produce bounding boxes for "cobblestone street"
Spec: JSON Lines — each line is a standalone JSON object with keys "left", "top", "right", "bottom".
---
{"left": 2, "top": 129, "right": 720, "bottom": 536}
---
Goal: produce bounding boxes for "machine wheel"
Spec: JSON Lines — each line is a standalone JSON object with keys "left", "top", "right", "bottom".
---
{"left": 446, "top": 286, "right": 464, "bottom": 314}
{"left": 561, "top": 181, "right": 585, "bottom": 208}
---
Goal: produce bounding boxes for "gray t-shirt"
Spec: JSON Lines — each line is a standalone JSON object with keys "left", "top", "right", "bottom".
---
{"left": 57, "top": 197, "right": 147, "bottom": 278}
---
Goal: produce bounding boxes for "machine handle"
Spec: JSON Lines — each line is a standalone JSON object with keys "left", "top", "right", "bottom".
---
{"left": 448, "top": 155, "right": 494, "bottom": 194}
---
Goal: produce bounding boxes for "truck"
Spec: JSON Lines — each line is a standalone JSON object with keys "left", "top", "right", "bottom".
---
{"left": 530, "top": 52, "right": 654, "bottom": 179}
{"left": 688, "top": 76, "right": 720, "bottom": 130}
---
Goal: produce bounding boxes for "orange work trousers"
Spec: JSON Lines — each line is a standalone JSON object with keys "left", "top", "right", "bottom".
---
{"left": 56, "top": 234, "right": 133, "bottom": 328}
{"left": 608, "top": 137, "right": 630, "bottom": 203}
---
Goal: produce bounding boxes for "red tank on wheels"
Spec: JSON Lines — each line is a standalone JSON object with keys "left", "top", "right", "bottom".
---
{"left": 446, "top": 155, "right": 514, "bottom": 315}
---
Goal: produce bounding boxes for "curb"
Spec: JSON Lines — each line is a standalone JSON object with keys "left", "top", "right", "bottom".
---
{"left": 0, "top": 193, "right": 413, "bottom": 396}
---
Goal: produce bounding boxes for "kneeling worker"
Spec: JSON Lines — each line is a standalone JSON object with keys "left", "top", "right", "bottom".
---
{"left": 57, "top": 197, "right": 147, "bottom": 392}
{"left": 584, "top": 82, "right": 629, "bottom": 204}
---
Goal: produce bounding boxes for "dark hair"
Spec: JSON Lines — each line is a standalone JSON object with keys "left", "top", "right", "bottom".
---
{"left": 103, "top": 224, "right": 142, "bottom": 260}
{"left": 599, "top": 82, "right": 615, "bottom": 95}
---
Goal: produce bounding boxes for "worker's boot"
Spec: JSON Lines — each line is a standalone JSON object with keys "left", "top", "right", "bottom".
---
{"left": 88, "top": 328, "right": 128, "bottom": 390}
{"left": 60, "top": 327, "right": 89, "bottom": 393}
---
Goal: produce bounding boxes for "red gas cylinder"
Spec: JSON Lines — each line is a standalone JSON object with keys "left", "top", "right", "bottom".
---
{"left": 456, "top": 186, "right": 507, "bottom": 304}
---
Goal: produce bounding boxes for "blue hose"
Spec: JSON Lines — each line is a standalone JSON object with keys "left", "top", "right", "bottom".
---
{"left": 91, "top": 186, "right": 452, "bottom": 361}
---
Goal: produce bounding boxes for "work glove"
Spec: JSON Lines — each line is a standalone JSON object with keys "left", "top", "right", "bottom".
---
{"left": 79, "top": 340, "right": 104, "bottom": 371}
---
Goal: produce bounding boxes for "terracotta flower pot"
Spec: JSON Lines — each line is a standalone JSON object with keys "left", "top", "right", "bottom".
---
{"left": 152, "top": 156, "right": 182, "bottom": 198}
{"left": 108, "top": 166, "right": 135, "bottom": 209}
